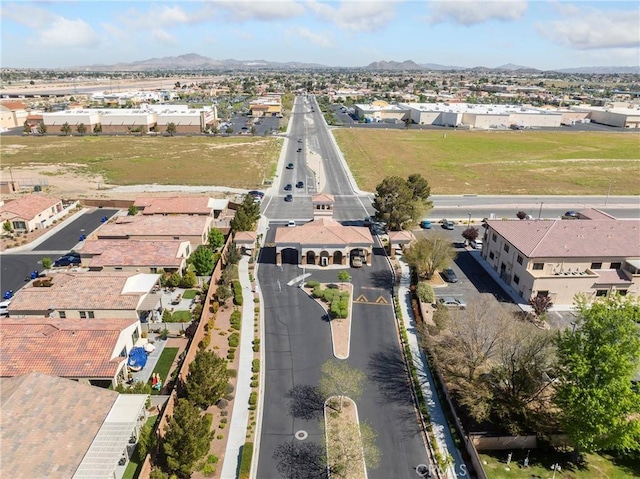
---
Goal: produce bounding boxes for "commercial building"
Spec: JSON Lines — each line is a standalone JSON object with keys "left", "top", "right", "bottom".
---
{"left": 481, "top": 216, "right": 640, "bottom": 305}
{"left": 572, "top": 104, "right": 640, "bottom": 128}
{"left": 354, "top": 100, "right": 408, "bottom": 123}
{"left": 249, "top": 94, "right": 282, "bottom": 117}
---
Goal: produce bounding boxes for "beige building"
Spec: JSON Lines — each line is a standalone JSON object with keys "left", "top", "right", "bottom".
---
{"left": 275, "top": 194, "right": 374, "bottom": 266}
{"left": 572, "top": 104, "right": 640, "bottom": 128}
{"left": 0, "top": 101, "right": 29, "bottom": 129}
{"left": 354, "top": 100, "right": 408, "bottom": 122}
{"left": 80, "top": 239, "right": 190, "bottom": 274}
{"left": 0, "top": 194, "right": 63, "bottom": 232}
{"left": 249, "top": 95, "right": 282, "bottom": 117}
{"left": 482, "top": 217, "right": 640, "bottom": 305}
{"left": 133, "top": 195, "right": 228, "bottom": 217}
{"left": 7, "top": 271, "right": 161, "bottom": 320}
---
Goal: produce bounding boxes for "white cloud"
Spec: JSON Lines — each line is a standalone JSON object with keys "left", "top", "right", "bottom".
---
{"left": 216, "top": 0, "right": 306, "bottom": 22}
{"left": 119, "top": 5, "right": 197, "bottom": 29}
{"left": 306, "top": 0, "right": 398, "bottom": 32}
{"left": 1, "top": 3, "right": 55, "bottom": 28}
{"left": 429, "top": 0, "right": 528, "bottom": 26}
{"left": 287, "top": 26, "right": 334, "bottom": 47}
{"left": 538, "top": 7, "right": 640, "bottom": 50}
{"left": 151, "top": 28, "right": 177, "bottom": 46}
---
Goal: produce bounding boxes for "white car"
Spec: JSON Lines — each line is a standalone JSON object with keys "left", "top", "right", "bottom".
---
{"left": 287, "top": 220, "right": 296, "bottom": 227}
{"left": 0, "top": 299, "right": 10, "bottom": 317}
{"left": 470, "top": 239, "right": 483, "bottom": 250}
{"left": 438, "top": 297, "right": 467, "bottom": 310}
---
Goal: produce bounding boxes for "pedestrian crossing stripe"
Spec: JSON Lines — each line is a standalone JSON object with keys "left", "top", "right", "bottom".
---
{"left": 355, "top": 294, "right": 368, "bottom": 303}
{"left": 375, "top": 295, "right": 389, "bottom": 304}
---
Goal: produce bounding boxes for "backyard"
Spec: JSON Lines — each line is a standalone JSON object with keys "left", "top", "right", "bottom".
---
{"left": 148, "top": 347, "right": 179, "bottom": 395}
{"left": 333, "top": 129, "right": 640, "bottom": 195}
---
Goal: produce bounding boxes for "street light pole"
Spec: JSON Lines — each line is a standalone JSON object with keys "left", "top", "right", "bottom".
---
{"left": 538, "top": 202, "right": 543, "bottom": 220}
{"left": 467, "top": 213, "right": 471, "bottom": 228}
{"left": 605, "top": 180, "right": 612, "bottom": 206}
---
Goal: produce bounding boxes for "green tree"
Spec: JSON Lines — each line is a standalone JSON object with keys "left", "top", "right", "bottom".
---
{"left": 166, "top": 122, "right": 177, "bottom": 136}
{"left": 93, "top": 123, "right": 102, "bottom": 134}
{"left": 185, "top": 350, "right": 230, "bottom": 409}
{"left": 403, "top": 234, "right": 456, "bottom": 279}
{"left": 230, "top": 196, "right": 260, "bottom": 233}
{"left": 337, "top": 271, "right": 351, "bottom": 282}
{"left": 188, "top": 245, "right": 215, "bottom": 276}
{"left": 3, "top": 221, "right": 13, "bottom": 233}
{"left": 216, "top": 284, "right": 232, "bottom": 303}
{"left": 226, "top": 242, "right": 241, "bottom": 265}
{"left": 41, "top": 257, "right": 53, "bottom": 269}
{"left": 319, "top": 359, "right": 366, "bottom": 412}
{"left": 76, "top": 123, "right": 87, "bottom": 136}
{"left": 555, "top": 295, "right": 640, "bottom": 453}
{"left": 416, "top": 282, "right": 435, "bottom": 303}
{"left": 225, "top": 126, "right": 233, "bottom": 134}
{"left": 181, "top": 270, "right": 197, "bottom": 288}
{"left": 60, "top": 122, "right": 72, "bottom": 135}
{"left": 162, "top": 398, "right": 213, "bottom": 478}
{"left": 372, "top": 175, "right": 432, "bottom": 231}
{"left": 23, "top": 120, "right": 31, "bottom": 134}
{"left": 209, "top": 228, "right": 225, "bottom": 250}
{"left": 128, "top": 205, "right": 138, "bottom": 216}
{"left": 37, "top": 122, "right": 47, "bottom": 135}
{"left": 250, "top": 125, "right": 257, "bottom": 136}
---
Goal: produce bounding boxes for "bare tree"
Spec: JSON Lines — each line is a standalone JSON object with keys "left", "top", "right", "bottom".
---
{"left": 319, "top": 360, "right": 365, "bottom": 412}
{"left": 404, "top": 233, "right": 456, "bottom": 279}
{"left": 323, "top": 419, "right": 380, "bottom": 478}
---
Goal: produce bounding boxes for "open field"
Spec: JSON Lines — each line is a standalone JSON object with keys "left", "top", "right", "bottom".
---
{"left": 1, "top": 135, "right": 281, "bottom": 189}
{"left": 479, "top": 449, "right": 640, "bottom": 479}
{"left": 333, "top": 129, "right": 640, "bottom": 195}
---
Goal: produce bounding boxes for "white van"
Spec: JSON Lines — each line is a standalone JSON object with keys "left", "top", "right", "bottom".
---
{"left": 0, "top": 300, "right": 10, "bottom": 317}
{"left": 470, "top": 239, "right": 483, "bottom": 250}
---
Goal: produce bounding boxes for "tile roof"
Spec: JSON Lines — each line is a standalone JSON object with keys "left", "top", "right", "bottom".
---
{"left": 234, "top": 231, "right": 257, "bottom": 244}
{"left": 0, "top": 372, "right": 119, "bottom": 479}
{"left": 276, "top": 217, "right": 373, "bottom": 246}
{"left": 0, "top": 101, "right": 27, "bottom": 111}
{"left": 487, "top": 219, "right": 640, "bottom": 258}
{"left": 97, "top": 214, "right": 212, "bottom": 239}
{"left": 133, "top": 196, "right": 214, "bottom": 215}
{"left": 7, "top": 272, "right": 151, "bottom": 312}
{"left": 389, "top": 230, "right": 415, "bottom": 244}
{"left": 593, "top": 269, "right": 633, "bottom": 285}
{"left": 0, "top": 194, "right": 60, "bottom": 221}
{"left": 312, "top": 193, "right": 335, "bottom": 203}
{"left": 81, "top": 239, "right": 186, "bottom": 268}
{"left": 0, "top": 318, "right": 136, "bottom": 378}
{"left": 577, "top": 208, "right": 616, "bottom": 220}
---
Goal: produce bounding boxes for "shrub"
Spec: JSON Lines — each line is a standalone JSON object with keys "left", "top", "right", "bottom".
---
{"left": 312, "top": 285, "right": 323, "bottom": 298}
{"left": 217, "top": 398, "right": 228, "bottom": 409}
{"left": 227, "top": 352, "right": 235, "bottom": 360}
{"left": 228, "top": 332, "right": 240, "bottom": 348}
{"left": 252, "top": 359, "right": 260, "bottom": 373}
{"left": 306, "top": 280, "right": 320, "bottom": 288}
{"left": 211, "top": 301, "right": 219, "bottom": 313}
{"left": 230, "top": 311, "right": 242, "bottom": 330}
{"left": 232, "top": 280, "right": 244, "bottom": 306}
{"left": 250, "top": 380, "right": 259, "bottom": 388}
{"left": 239, "top": 443, "right": 254, "bottom": 479}
{"left": 227, "top": 368, "right": 237, "bottom": 378}
{"left": 249, "top": 392, "right": 257, "bottom": 406}
{"left": 199, "top": 334, "right": 211, "bottom": 350}
{"left": 416, "top": 282, "right": 435, "bottom": 303}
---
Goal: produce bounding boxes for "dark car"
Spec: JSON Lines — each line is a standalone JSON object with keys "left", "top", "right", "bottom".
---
{"left": 562, "top": 211, "right": 579, "bottom": 219}
{"left": 286, "top": 163, "right": 294, "bottom": 169}
{"left": 297, "top": 147, "right": 302, "bottom": 152}
{"left": 284, "top": 194, "right": 293, "bottom": 202}
{"left": 54, "top": 255, "right": 81, "bottom": 267}
{"left": 296, "top": 181, "right": 304, "bottom": 188}
{"left": 284, "top": 183, "right": 292, "bottom": 191}
{"left": 248, "top": 190, "right": 264, "bottom": 198}
{"left": 442, "top": 268, "right": 458, "bottom": 283}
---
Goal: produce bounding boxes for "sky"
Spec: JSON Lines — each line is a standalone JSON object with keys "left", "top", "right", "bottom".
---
{"left": 1, "top": 1, "right": 639, "bottom": 70}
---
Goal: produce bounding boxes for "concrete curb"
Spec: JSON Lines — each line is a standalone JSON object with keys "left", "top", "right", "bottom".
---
{"left": 323, "top": 396, "right": 368, "bottom": 479}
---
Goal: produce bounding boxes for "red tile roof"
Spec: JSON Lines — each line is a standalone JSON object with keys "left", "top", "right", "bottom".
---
{"left": 487, "top": 219, "right": 640, "bottom": 258}
{"left": 0, "top": 194, "right": 60, "bottom": 221}
{"left": 0, "top": 101, "right": 27, "bottom": 111}
{"left": 133, "top": 196, "right": 214, "bottom": 215}
{"left": 81, "top": 239, "right": 186, "bottom": 268}
{"left": 234, "top": 231, "right": 257, "bottom": 244}
{"left": 0, "top": 372, "right": 119, "bottom": 479}
{"left": 593, "top": 269, "right": 633, "bottom": 285}
{"left": 97, "top": 214, "right": 212, "bottom": 239}
{"left": 0, "top": 318, "right": 136, "bottom": 378}
{"left": 276, "top": 217, "right": 373, "bottom": 246}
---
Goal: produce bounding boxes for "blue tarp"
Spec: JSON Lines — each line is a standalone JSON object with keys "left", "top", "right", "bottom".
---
{"left": 127, "top": 347, "right": 148, "bottom": 370}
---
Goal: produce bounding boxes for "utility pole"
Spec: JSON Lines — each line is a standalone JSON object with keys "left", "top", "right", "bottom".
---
{"left": 467, "top": 213, "right": 471, "bottom": 228}
{"left": 538, "top": 202, "right": 543, "bottom": 220}
{"left": 605, "top": 180, "right": 612, "bottom": 206}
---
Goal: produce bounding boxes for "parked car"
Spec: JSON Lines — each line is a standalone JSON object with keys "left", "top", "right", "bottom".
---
{"left": 351, "top": 256, "right": 363, "bottom": 268}
{"left": 0, "top": 299, "right": 10, "bottom": 317}
{"left": 442, "top": 268, "right": 458, "bottom": 283}
{"left": 562, "top": 211, "right": 579, "bottom": 219}
{"left": 470, "top": 239, "right": 483, "bottom": 250}
{"left": 296, "top": 181, "right": 304, "bottom": 188}
{"left": 297, "top": 138, "right": 302, "bottom": 143}
{"left": 248, "top": 190, "right": 264, "bottom": 198}
{"left": 297, "top": 147, "right": 302, "bottom": 152}
{"left": 442, "top": 220, "right": 455, "bottom": 230}
{"left": 284, "top": 194, "right": 293, "bottom": 202}
{"left": 54, "top": 255, "right": 81, "bottom": 267}
{"left": 286, "top": 163, "right": 294, "bottom": 169}
{"left": 420, "top": 220, "right": 432, "bottom": 229}
{"left": 438, "top": 297, "right": 467, "bottom": 309}
{"left": 287, "top": 220, "right": 296, "bottom": 227}
{"left": 284, "top": 183, "right": 293, "bottom": 191}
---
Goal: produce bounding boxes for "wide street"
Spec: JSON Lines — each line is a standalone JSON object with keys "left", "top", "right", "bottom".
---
{"left": 256, "top": 96, "right": 429, "bottom": 477}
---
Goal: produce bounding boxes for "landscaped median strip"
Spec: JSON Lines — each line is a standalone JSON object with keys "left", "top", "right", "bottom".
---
{"left": 324, "top": 396, "right": 367, "bottom": 479}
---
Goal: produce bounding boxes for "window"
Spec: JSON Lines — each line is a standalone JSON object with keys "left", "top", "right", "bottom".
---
{"left": 513, "top": 275, "right": 520, "bottom": 285}
{"left": 119, "top": 347, "right": 127, "bottom": 358}
{"left": 114, "top": 267, "right": 123, "bottom": 271}
{"left": 59, "top": 311, "right": 66, "bottom": 319}
{"left": 618, "top": 290, "right": 628, "bottom": 296}
{"left": 489, "top": 252, "right": 495, "bottom": 260}
{"left": 590, "top": 262, "right": 602, "bottom": 270}
{"left": 610, "top": 262, "right": 621, "bottom": 269}
{"left": 173, "top": 236, "right": 180, "bottom": 240}
{"left": 517, "top": 255, "right": 523, "bottom": 265}
{"left": 131, "top": 328, "right": 140, "bottom": 344}
{"left": 79, "top": 311, "right": 86, "bottom": 319}
{"left": 596, "top": 289, "right": 607, "bottom": 297}
{"left": 88, "top": 311, "right": 95, "bottom": 319}
{"left": 503, "top": 244, "right": 510, "bottom": 253}
{"left": 150, "top": 267, "right": 158, "bottom": 274}
{"left": 532, "top": 263, "right": 544, "bottom": 270}
{"left": 492, "top": 233, "right": 497, "bottom": 242}
{"left": 537, "top": 290, "right": 549, "bottom": 298}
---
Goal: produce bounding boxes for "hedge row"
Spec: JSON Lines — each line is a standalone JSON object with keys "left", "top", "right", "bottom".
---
{"left": 232, "top": 280, "right": 243, "bottom": 306}
{"left": 238, "top": 442, "right": 253, "bottom": 479}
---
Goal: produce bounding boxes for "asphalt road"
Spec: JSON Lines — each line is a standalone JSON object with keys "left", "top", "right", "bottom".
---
{"left": 0, "top": 208, "right": 118, "bottom": 297}
{"left": 256, "top": 96, "right": 429, "bottom": 478}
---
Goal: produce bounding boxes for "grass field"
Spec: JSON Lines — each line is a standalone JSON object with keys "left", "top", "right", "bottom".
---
{"left": 333, "top": 129, "right": 640, "bottom": 195}
{"left": 479, "top": 449, "right": 640, "bottom": 479}
{"left": 149, "top": 346, "right": 179, "bottom": 395}
{"left": 1, "top": 135, "right": 282, "bottom": 188}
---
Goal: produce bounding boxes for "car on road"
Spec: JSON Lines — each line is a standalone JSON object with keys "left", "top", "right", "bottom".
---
{"left": 54, "top": 255, "right": 81, "bottom": 267}
{"left": 286, "top": 163, "right": 294, "bottom": 169}
{"left": 442, "top": 219, "right": 455, "bottom": 230}
{"left": 438, "top": 297, "right": 467, "bottom": 309}
{"left": 420, "top": 220, "right": 432, "bottom": 229}
{"left": 442, "top": 268, "right": 458, "bottom": 283}
{"left": 284, "top": 194, "right": 293, "bottom": 202}
{"left": 297, "top": 138, "right": 302, "bottom": 143}
{"left": 470, "top": 239, "right": 483, "bottom": 250}
{"left": 562, "top": 211, "right": 579, "bottom": 219}
{"left": 287, "top": 221, "right": 296, "bottom": 227}
{"left": 297, "top": 147, "right": 302, "bottom": 152}
{"left": 296, "top": 181, "right": 304, "bottom": 188}
{"left": 284, "top": 183, "right": 292, "bottom": 191}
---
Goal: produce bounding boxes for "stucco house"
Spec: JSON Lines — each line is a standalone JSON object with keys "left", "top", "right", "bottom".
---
{"left": 0, "top": 194, "right": 64, "bottom": 231}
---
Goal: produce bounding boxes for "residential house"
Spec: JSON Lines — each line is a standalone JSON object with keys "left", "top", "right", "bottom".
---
{"left": 0, "top": 194, "right": 63, "bottom": 231}
{"left": 133, "top": 196, "right": 228, "bottom": 218}
{"left": 482, "top": 218, "right": 640, "bottom": 305}
{"left": 0, "top": 372, "right": 147, "bottom": 478}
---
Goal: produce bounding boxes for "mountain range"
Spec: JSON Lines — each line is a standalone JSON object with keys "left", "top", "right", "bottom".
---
{"left": 70, "top": 53, "right": 639, "bottom": 74}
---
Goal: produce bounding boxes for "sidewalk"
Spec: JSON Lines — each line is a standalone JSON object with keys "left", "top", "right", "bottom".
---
{"left": 220, "top": 256, "right": 255, "bottom": 478}
{"left": 397, "top": 257, "right": 464, "bottom": 479}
